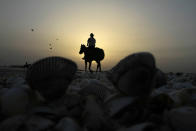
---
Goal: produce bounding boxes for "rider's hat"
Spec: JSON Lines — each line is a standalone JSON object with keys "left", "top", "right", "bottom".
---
{"left": 90, "top": 33, "right": 94, "bottom": 37}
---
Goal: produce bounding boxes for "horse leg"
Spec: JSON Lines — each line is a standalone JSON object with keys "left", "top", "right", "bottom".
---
{"left": 85, "top": 61, "right": 87, "bottom": 72}
{"left": 89, "top": 61, "right": 93, "bottom": 73}
{"left": 96, "top": 61, "right": 99, "bottom": 73}
{"left": 99, "top": 62, "right": 102, "bottom": 72}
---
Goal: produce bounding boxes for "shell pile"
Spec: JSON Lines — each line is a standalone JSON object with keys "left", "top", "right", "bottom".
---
{"left": 0, "top": 53, "right": 196, "bottom": 131}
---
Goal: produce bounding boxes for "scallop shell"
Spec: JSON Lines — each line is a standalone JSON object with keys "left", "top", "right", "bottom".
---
{"left": 54, "top": 117, "right": 82, "bottom": 131}
{"left": 117, "top": 123, "right": 156, "bottom": 131}
{"left": 165, "top": 106, "right": 196, "bottom": 131}
{"left": 24, "top": 115, "right": 54, "bottom": 131}
{"left": 1, "top": 87, "right": 30, "bottom": 116}
{"left": 0, "top": 115, "right": 26, "bottom": 131}
{"left": 108, "top": 52, "right": 157, "bottom": 97}
{"left": 79, "top": 79, "right": 113, "bottom": 101}
{"left": 26, "top": 56, "right": 77, "bottom": 100}
{"left": 104, "top": 94, "right": 136, "bottom": 117}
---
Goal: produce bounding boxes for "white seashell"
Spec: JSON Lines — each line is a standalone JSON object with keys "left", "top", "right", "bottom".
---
{"left": 1, "top": 87, "right": 30, "bottom": 116}
{"left": 29, "top": 106, "right": 57, "bottom": 117}
{"left": 83, "top": 95, "right": 107, "bottom": 130}
{"left": 173, "top": 82, "right": 194, "bottom": 90}
{"left": 104, "top": 94, "right": 136, "bottom": 117}
{"left": 6, "top": 76, "right": 26, "bottom": 88}
{"left": 24, "top": 115, "right": 54, "bottom": 131}
{"left": 62, "top": 93, "right": 82, "bottom": 109}
{"left": 79, "top": 79, "right": 112, "bottom": 101}
{"left": 0, "top": 115, "right": 26, "bottom": 131}
{"left": 174, "top": 87, "right": 196, "bottom": 106}
{"left": 117, "top": 123, "right": 155, "bottom": 131}
{"left": 54, "top": 117, "right": 82, "bottom": 131}
{"left": 165, "top": 106, "right": 196, "bottom": 131}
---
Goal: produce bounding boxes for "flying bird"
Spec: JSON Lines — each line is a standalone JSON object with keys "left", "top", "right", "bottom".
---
{"left": 31, "top": 29, "right": 34, "bottom": 32}
{"left": 56, "top": 38, "right": 59, "bottom": 40}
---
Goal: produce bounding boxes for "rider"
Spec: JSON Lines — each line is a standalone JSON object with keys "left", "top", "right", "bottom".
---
{"left": 87, "top": 33, "right": 96, "bottom": 49}
{"left": 82, "top": 33, "right": 96, "bottom": 60}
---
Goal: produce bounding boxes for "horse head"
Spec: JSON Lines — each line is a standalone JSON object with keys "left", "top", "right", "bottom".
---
{"left": 79, "top": 44, "right": 86, "bottom": 54}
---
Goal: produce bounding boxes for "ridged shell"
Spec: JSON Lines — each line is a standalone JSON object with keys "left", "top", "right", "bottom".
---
{"left": 165, "top": 106, "right": 196, "bottom": 131}
{"left": 104, "top": 94, "right": 136, "bottom": 117}
{"left": 109, "top": 52, "right": 156, "bottom": 97}
{"left": 26, "top": 56, "right": 77, "bottom": 100}
{"left": 54, "top": 117, "right": 82, "bottom": 131}
{"left": 79, "top": 79, "right": 112, "bottom": 101}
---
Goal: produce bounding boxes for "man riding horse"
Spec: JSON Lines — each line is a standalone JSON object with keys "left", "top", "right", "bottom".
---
{"left": 79, "top": 33, "right": 104, "bottom": 72}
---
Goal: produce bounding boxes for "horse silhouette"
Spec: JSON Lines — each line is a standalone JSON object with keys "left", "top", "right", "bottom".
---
{"left": 79, "top": 44, "right": 105, "bottom": 72}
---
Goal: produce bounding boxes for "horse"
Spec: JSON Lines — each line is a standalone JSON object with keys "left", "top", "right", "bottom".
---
{"left": 79, "top": 44, "right": 105, "bottom": 72}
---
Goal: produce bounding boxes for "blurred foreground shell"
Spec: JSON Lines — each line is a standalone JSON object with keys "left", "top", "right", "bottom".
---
{"left": 0, "top": 115, "right": 26, "bottom": 131}
{"left": 108, "top": 52, "right": 157, "bottom": 97}
{"left": 79, "top": 79, "right": 113, "bottom": 101}
{"left": 26, "top": 56, "right": 77, "bottom": 100}
{"left": 117, "top": 123, "right": 156, "bottom": 131}
{"left": 54, "top": 117, "right": 82, "bottom": 131}
{"left": 1, "top": 87, "right": 30, "bottom": 116}
{"left": 104, "top": 94, "right": 136, "bottom": 117}
{"left": 165, "top": 106, "right": 196, "bottom": 131}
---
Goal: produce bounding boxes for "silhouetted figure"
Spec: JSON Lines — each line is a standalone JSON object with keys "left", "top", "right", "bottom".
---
{"left": 82, "top": 33, "right": 96, "bottom": 60}
{"left": 24, "top": 62, "right": 31, "bottom": 69}
{"left": 79, "top": 44, "right": 104, "bottom": 72}
{"left": 87, "top": 33, "right": 96, "bottom": 48}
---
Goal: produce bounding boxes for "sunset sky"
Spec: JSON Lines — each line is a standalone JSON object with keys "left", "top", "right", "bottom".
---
{"left": 1, "top": 0, "right": 196, "bottom": 72}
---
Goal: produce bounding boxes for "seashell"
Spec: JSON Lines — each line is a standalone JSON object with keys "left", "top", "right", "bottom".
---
{"left": 154, "top": 68, "right": 167, "bottom": 88}
{"left": 28, "top": 106, "right": 58, "bottom": 120}
{"left": 108, "top": 52, "right": 157, "bottom": 97}
{"left": 6, "top": 76, "right": 26, "bottom": 88}
{"left": 117, "top": 123, "right": 156, "bottom": 131}
{"left": 0, "top": 87, "right": 30, "bottom": 116}
{"left": 82, "top": 95, "right": 111, "bottom": 131}
{"left": 173, "top": 82, "right": 194, "bottom": 90}
{"left": 105, "top": 94, "right": 151, "bottom": 127}
{"left": 165, "top": 106, "right": 196, "bottom": 131}
{"left": 147, "top": 93, "right": 174, "bottom": 114}
{"left": 59, "top": 93, "right": 83, "bottom": 118}
{"left": 54, "top": 117, "right": 82, "bottom": 131}
{"left": 0, "top": 115, "right": 26, "bottom": 131}
{"left": 63, "top": 93, "right": 82, "bottom": 108}
{"left": 26, "top": 56, "right": 77, "bottom": 101}
{"left": 175, "top": 87, "right": 196, "bottom": 107}
{"left": 104, "top": 94, "right": 136, "bottom": 117}
{"left": 79, "top": 79, "right": 113, "bottom": 101}
{"left": 24, "top": 115, "right": 54, "bottom": 131}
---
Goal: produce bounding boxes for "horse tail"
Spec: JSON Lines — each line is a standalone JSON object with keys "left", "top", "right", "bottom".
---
{"left": 95, "top": 48, "right": 104, "bottom": 61}
{"left": 99, "top": 49, "right": 105, "bottom": 61}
